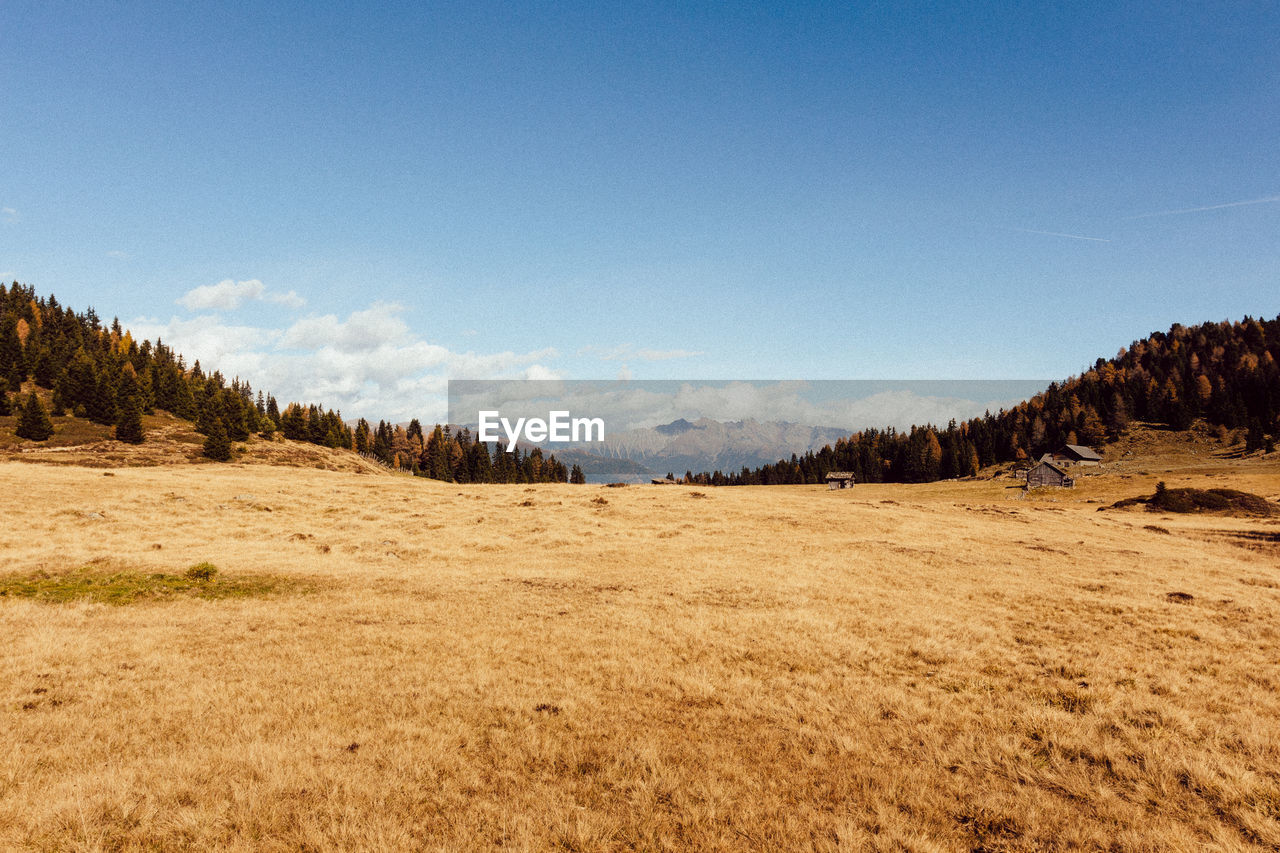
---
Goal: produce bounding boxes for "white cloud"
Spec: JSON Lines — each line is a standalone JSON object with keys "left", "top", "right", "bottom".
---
{"left": 178, "top": 279, "right": 266, "bottom": 311}
{"left": 578, "top": 344, "right": 705, "bottom": 362}
{"left": 127, "top": 315, "right": 280, "bottom": 380}
{"left": 130, "top": 301, "right": 558, "bottom": 422}
{"left": 268, "top": 289, "right": 306, "bottom": 309}
{"left": 106, "top": 250, "right": 129, "bottom": 260}
{"left": 177, "top": 278, "right": 306, "bottom": 312}
{"left": 280, "top": 302, "right": 408, "bottom": 353}
{"left": 1, "top": 207, "right": 17, "bottom": 224}
{"left": 523, "top": 364, "right": 562, "bottom": 380}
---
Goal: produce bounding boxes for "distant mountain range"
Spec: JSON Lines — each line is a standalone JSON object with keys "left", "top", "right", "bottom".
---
{"left": 538, "top": 417, "right": 853, "bottom": 482}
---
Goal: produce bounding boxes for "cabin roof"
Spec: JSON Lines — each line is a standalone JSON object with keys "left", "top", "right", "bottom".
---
{"left": 825, "top": 471, "right": 855, "bottom": 480}
{"left": 1061, "top": 444, "right": 1102, "bottom": 461}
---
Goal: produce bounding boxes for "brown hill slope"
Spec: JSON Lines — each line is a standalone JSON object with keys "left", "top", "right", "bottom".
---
{"left": 1, "top": 388, "right": 389, "bottom": 474}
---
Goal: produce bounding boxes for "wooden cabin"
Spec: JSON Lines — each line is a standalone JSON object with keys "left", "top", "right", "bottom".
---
{"left": 1026, "top": 460, "right": 1074, "bottom": 488}
{"left": 1042, "top": 444, "right": 1103, "bottom": 466}
{"left": 825, "top": 471, "right": 856, "bottom": 490}
{"left": 1060, "top": 444, "right": 1102, "bottom": 464}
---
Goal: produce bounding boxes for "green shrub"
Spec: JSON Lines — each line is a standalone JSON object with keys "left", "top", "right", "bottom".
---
{"left": 185, "top": 561, "right": 218, "bottom": 581}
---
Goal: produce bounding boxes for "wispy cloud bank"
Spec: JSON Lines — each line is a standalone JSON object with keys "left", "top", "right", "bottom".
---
{"left": 1126, "top": 194, "right": 1280, "bottom": 220}
{"left": 1007, "top": 227, "right": 1111, "bottom": 243}
{"left": 268, "top": 289, "right": 306, "bottom": 309}
{"left": 177, "top": 279, "right": 307, "bottom": 311}
{"left": 1, "top": 207, "right": 17, "bottom": 224}
{"left": 105, "top": 250, "right": 129, "bottom": 260}
{"left": 130, "top": 301, "right": 558, "bottom": 422}
{"left": 451, "top": 380, "right": 1043, "bottom": 434}
{"left": 578, "top": 344, "right": 706, "bottom": 362}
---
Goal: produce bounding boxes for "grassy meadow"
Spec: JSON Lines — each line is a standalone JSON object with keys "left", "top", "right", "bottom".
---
{"left": 2, "top": 449, "right": 1280, "bottom": 851}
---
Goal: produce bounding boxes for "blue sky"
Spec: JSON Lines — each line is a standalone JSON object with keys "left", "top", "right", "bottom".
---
{"left": 2, "top": 1, "right": 1277, "bottom": 421}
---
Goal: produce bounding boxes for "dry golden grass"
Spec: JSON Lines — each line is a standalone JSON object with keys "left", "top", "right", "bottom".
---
{"left": 2, "top": 444, "right": 1280, "bottom": 851}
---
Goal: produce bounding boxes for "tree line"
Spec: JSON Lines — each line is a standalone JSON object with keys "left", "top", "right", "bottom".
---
{"left": 0, "top": 282, "right": 575, "bottom": 481}
{"left": 350, "top": 418, "right": 575, "bottom": 483}
{"left": 5, "top": 282, "right": 1276, "bottom": 485}
{"left": 688, "top": 316, "right": 1280, "bottom": 485}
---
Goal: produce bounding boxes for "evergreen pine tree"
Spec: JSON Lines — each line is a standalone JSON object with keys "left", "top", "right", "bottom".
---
{"left": 86, "top": 366, "right": 117, "bottom": 425}
{"left": 491, "top": 442, "right": 514, "bottom": 482}
{"left": 49, "top": 373, "right": 68, "bottom": 416}
{"left": 471, "top": 440, "right": 492, "bottom": 482}
{"left": 135, "top": 367, "right": 155, "bottom": 414}
{"left": 372, "top": 420, "right": 392, "bottom": 462}
{"left": 1245, "top": 419, "right": 1265, "bottom": 452}
{"left": 115, "top": 393, "right": 145, "bottom": 443}
{"left": 32, "top": 346, "right": 57, "bottom": 388}
{"left": 280, "top": 403, "right": 308, "bottom": 440}
{"left": 194, "top": 387, "right": 217, "bottom": 435}
{"left": 427, "top": 424, "right": 450, "bottom": 480}
{"left": 15, "top": 391, "right": 54, "bottom": 441}
{"left": 114, "top": 367, "right": 145, "bottom": 444}
{"left": 0, "top": 315, "right": 25, "bottom": 388}
{"left": 242, "top": 392, "right": 260, "bottom": 433}
{"left": 64, "top": 348, "right": 97, "bottom": 416}
{"left": 202, "top": 418, "right": 232, "bottom": 461}
{"left": 0, "top": 377, "right": 10, "bottom": 416}
{"left": 307, "top": 405, "right": 325, "bottom": 444}
{"left": 570, "top": 463, "right": 586, "bottom": 484}
{"left": 220, "top": 389, "right": 250, "bottom": 441}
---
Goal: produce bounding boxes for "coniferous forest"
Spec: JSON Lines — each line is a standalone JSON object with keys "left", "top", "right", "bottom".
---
{"left": 0, "top": 282, "right": 569, "bottom": 483}
{"left": 690, "top": 316, "right": 1280, "bottom": 485}
{"left": 2, "top": 281, "right": 1276, "bottom": 486}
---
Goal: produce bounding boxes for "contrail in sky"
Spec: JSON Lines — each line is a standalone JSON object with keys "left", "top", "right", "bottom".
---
{"left": 1008, "top": 227, "right": 1111, "bottom": 243}
{"left": 1126, "top": 194, "right": 1280, "bottom": 219}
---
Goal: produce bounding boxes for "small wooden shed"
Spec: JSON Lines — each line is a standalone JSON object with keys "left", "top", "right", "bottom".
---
{"left": 1026, "top": 461, "right": 1074, "bottom": 488}
{"left": 825, "top": 471, "right": 856, "bottom": 490}
{"left": 1042, "top": 444, "right": 1103, "bottom": 466}
{"left": 1057, "top": 444, "right": 1102, "bottom": 465}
